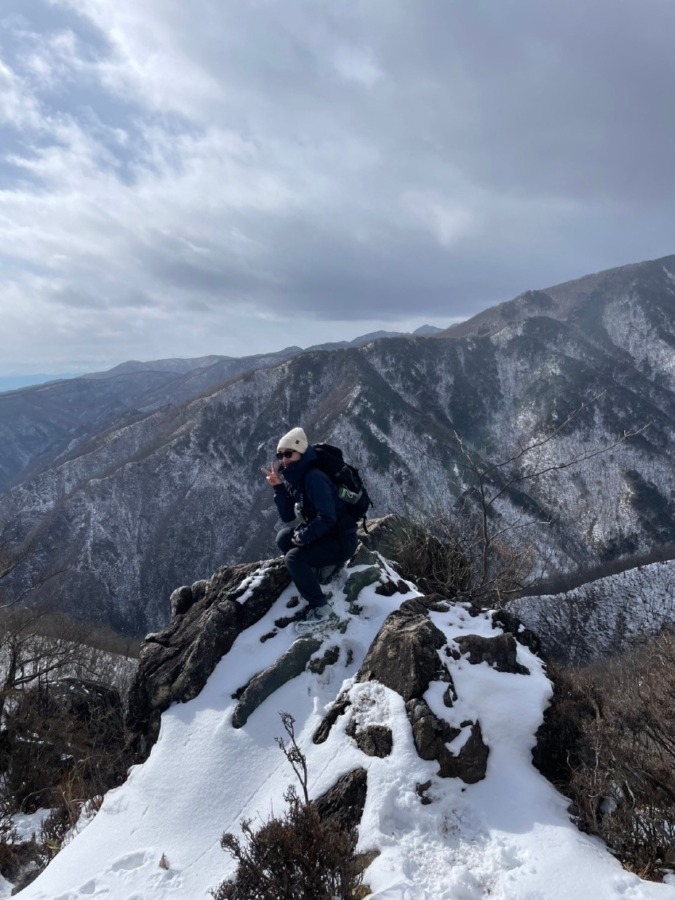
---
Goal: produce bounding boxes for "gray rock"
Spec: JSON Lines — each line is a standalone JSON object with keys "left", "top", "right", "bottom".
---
{"left": 356, "top": 601, "right": 449, "bottom": 702}
{"left": 346, "top": 722, "right": 393, "bottom": 758}
{"left": 308, "top": 644, "right": 341, "bottom": 674}
{"left": 450, "top": 722, "right": 490, "bottom": 784}
{"left": 169, "top": 585, "right": 194, "bottom": 617}
{"left": 348, "top": 546, "right": 380, "bottom": 567}
{"left": 491, "top": 608, "right": 541, "bottom": 654}
{"left": 343, "top": 566, "right": 381, "bottom": 609}
{"left": 232, "top": 635, "right": 323, "bottom": 728}
{"left": 406, "top": 699, "right": 489, "bottom": 784}
{"left": 416, "top": 780, "right": 433, "bottom": 804}
{"left": 313, "top": 767, "right": 368, "bottom": 835}
{"left": 374, "top": 577, "right": 410, "bottom": 597}
{"left": 355, "top": 515, "right": 406, "bottom": 556}
{"left": 455, "top": 632, "right": 530, "bottom": 675}
{"left": 313, "top": 696, "right": 351, "bottom": 744}
{"left": 126, "top": 558, "right": 290, "bottom": 759}
{"left": 406, "top": 698, "right": 461, "bottom": 760}
{"left": 443, "top": 679, "right": 458, "bottom": 708}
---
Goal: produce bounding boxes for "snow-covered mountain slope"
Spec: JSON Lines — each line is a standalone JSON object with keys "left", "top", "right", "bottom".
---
{"left": 0, "top": 327, "right": 424, "bottom": 495}
{"left": 511, "top": 558, "right": 675, "bottom": 664}
{"left": 0, "top": 346, "right": 301, "bottom": 495}
{"left": 13, "top": 553, "right": 674, "bottom": 899}
{"left": 1, "top": 254, "right": 674, "bottom": 636}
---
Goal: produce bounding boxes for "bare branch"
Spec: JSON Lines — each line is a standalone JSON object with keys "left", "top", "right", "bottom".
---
{"left": 275, "top": 712, "right": 309, "bottom": 806}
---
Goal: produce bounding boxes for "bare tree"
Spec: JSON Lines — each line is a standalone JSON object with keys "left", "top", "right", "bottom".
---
{"left": 0, "top": 603, "right": 137, "bottom": 706}
{"left": 397, "top": 394, "right": 650, "bottom": 607}
{"left": 540, "top": 631, "right": 675, "bottom": 878}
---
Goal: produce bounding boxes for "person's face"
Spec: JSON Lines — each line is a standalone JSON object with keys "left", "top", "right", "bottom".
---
{"left": 276, "top": 449, "right": 301, "bottom": 468}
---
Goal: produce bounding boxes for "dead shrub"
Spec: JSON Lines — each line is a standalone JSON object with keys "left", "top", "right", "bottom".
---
{"left": 0, "top": 604, "right": 135, "bottom": 888}
{"left": 380, "top": 510, "right": 539, "bottom": 608}
{"left": 535, "top": 631, "right": 675, "bottom": 879}
{"left": 380, "top": 515, "right": 470, "bottom": 599}
{"left": 3, "top": 680, "right": 128, "bottom": 813}
{"left": 213, "top": 785, "right": 363, "bottom": 900}
{"left": 212, "top": 713, "right": 365, "bottom": 900}
{"left": 532, "top": 662, "right": 597, "bottom": 788}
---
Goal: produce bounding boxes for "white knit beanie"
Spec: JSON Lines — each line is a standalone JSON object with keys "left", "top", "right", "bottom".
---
{"left": 277, "top": 427, "right": 309, "bottom": 455}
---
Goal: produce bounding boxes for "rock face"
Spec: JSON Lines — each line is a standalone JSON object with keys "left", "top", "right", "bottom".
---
{"left": 345, "top": 722, "right": 393, "bottom": 758}
{"left": 313, "top": 767, "right": 368, "bottom": 834}
{"left": 455, "top": 632, "right": 530, "bottom": 675}
{"left": 232, "top": 635, "right": 323, "bottom": 729}
{"left": 126, "top": 558, "right": 290, "bottom": 758}
{"left": 348, "top": 596, "right": 491, "bottom": 784}
{"left": 356, "top": 598, "right": 451, "bottom": 702}
{"left": 406, "top": 700, "right": 489, "bottom": 784}
{"left": 307, "top": 586, "right": 499, "bottom": 786}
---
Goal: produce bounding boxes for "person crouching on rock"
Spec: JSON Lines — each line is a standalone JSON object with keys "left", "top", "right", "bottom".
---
{"left": 261, "top": 427, "right": 358, "bottom": 625}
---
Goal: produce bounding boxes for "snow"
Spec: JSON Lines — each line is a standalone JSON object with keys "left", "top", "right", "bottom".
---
{"left": 603, "top": 293, "right": 675, "bottom": 390}
{"left": 11, "top": 810, "right": 51, "bottom": 843}
{"left": 512, "top": 559, "right": 675, "bottom": 663}
{"left": 12, "top": 560, "right": 675, "bottom": 899}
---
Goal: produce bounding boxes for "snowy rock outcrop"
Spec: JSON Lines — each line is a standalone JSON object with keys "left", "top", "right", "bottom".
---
{"left": 126, "top": 519, "right": 505, "bottom": 793}
{"left": 314, "top": 594, "right": 495, "bottom": 785}
{"left": 15, "top": 523, "right": 675, "bottom": 899}
{"left": 126, "top": 558, "right": 290, "bottom": 757}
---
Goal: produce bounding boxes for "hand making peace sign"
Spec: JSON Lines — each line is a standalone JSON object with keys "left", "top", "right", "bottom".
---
{"left": 261, "top": 461, "right": 283, "bottom": 487}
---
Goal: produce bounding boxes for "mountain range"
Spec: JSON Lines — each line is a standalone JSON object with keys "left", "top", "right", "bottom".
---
{"left": 0, "top": 256, "right": 674, "bottom": 637}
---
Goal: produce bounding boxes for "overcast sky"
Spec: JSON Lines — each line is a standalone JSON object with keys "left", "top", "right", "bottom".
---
{"left": 1, "top": 0, "right": 673, "bottom": 378}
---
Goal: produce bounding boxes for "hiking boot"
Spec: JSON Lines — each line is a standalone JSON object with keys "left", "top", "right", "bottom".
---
{"left": 295, "top": 605, "right": 337, "bottom": 634}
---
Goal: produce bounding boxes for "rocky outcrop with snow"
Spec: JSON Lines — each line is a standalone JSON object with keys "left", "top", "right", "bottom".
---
{"left": 13, "top": 522, "right": 675, "bottom": 899}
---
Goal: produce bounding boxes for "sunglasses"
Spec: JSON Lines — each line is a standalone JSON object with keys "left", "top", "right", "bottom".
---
{"left": 276, "top": 450, "right": 296, "bottom": 460}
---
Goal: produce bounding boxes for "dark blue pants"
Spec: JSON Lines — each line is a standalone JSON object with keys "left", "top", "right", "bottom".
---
{"left": 276, "top": 526, "right": 358, "bottom": 608}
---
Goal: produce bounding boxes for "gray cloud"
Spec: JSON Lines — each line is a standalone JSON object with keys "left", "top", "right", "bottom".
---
{"left": 0, "top": 0, "right": 673, "bottom": 374}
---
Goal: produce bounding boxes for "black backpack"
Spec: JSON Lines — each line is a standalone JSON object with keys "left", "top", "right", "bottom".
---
{"left": 311, "top": 443, "right": 373, "bottom": 526}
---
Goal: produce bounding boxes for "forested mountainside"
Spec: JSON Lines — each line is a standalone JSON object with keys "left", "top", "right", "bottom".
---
{"left": 0, "top": 329, "right": 433, "bottom": 496}
{"left": 513, "top": 558, "right": 675, "bottom": 664}
{"left": 0, "top": 347, "right": 300, "bottom": 495}
{"left": 1, "top": 255, "right": 674, "bottom": 636}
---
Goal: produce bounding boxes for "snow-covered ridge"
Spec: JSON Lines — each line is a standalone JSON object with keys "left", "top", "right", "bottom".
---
{"left": 13, "top": 549, "right": 674, "bottom": 899}
{"left": 511, "top": 558, "right": 675, "bottom": 664}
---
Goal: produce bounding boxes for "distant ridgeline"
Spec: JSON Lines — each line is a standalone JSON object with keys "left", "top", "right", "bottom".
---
{"left": 0, "top": 255, "right": 674, "bottom": 637}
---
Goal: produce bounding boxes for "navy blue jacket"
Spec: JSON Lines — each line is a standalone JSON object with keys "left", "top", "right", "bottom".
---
{"left": 273, "top": 447, "right": 356, "bottom": 544}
